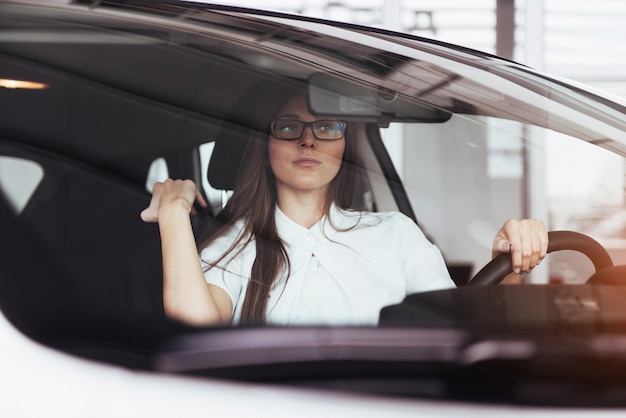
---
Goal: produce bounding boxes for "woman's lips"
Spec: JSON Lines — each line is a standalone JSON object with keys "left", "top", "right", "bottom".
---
{"left": 293, "top": 157, "right": 321, "bottom": 167}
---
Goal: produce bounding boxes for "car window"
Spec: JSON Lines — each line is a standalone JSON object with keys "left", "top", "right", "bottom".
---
{"left": 392, "top": 112, "right": 625, "bottom": 285}
{"left": 0, "top": 0, "right": 619, "bottom": 318}
{"left": 0, "top": 156, "right": 43, "bottom": 214}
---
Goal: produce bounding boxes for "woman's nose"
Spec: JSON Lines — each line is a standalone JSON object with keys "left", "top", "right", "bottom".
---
{"left": 298, "top": 127, "right": 316, "bottom": 148}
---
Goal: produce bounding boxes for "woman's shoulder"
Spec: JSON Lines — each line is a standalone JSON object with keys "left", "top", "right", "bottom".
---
{"left": 332, "top": 208, "right": 432, "bottom": 247}
{"left": 199, "top": 218, "right": 252, "bottom": 261}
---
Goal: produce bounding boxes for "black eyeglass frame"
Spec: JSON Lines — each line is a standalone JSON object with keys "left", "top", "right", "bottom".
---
{"left": 270, "top": 119, "right": 347, "bottom": 140}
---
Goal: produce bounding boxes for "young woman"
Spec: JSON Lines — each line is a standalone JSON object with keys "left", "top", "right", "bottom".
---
{"left": 141, "top": 83, "right": 548, "bottom": 327}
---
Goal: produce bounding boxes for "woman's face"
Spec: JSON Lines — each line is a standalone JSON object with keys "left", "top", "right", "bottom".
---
{"left": 268, "top": 95, "right": 345, "bottom": 200}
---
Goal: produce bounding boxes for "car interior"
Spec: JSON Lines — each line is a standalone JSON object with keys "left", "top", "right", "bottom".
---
{"left": 0, "top": 3, "right": 460, "bottom": 367}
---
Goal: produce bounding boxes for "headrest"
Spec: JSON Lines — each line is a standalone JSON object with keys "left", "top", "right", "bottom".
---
{"left": 207, "top": 123, "right": 249, "bottom": 191}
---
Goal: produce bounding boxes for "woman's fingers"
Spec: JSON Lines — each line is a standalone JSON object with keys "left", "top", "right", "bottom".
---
{"left": 140, "top": 182, "right": 164, "bottom": 223}
{"left": 528, "top": 219, "right": 548, "bottom": 270}
{"left": 190, "top": 187, "right": 209, "bottom": 216}
{"left": 140, "top": 179, "right": 202, "bottom": 223}
{"left": 195, "top": 187, "right": 208, "bottom": 209}
{"left": 493, "top": 219, "right": 548, "bottom": 275}
{"left": 140, "top": 197, "right": 160, "bottom": 223}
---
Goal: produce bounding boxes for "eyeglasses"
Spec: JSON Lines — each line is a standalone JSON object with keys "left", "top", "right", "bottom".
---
{"left": 270, "top": 119, "right": 346, "bottom": 140}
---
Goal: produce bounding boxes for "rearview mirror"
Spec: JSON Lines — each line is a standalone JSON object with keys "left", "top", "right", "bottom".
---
{"left": 308, "top": 73, "right": 451, "bottom": 125}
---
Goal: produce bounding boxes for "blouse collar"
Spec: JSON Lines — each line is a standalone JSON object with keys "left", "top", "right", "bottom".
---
{"left": 275, "top": 204, "right": 346, "bottom": 246}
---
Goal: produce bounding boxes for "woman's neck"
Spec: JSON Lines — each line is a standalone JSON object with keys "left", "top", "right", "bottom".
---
{"left": 276, "top": 190, "right": 328, "bottom": 229}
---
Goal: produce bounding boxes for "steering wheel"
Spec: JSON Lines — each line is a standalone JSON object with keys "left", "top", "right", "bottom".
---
{"left": 467, "top": 230, "right": 613, "bottom": 286}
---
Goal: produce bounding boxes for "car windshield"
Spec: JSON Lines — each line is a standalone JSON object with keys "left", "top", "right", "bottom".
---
{"left": 2, "top": 0, "right": 626, "bottom": 407}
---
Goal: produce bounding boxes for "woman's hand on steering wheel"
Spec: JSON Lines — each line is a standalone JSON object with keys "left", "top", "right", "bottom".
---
{"left": 492, "top": 219, "right": 549, "bottom": 278}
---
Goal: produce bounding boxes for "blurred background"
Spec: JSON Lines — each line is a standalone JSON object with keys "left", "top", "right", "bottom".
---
{"left": 222, "top": 0, "right": 626, "bottom": 98}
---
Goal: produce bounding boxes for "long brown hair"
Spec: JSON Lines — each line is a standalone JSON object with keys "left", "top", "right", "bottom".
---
{"left": 198, "top": 81, "right": 360, "bottom": 324}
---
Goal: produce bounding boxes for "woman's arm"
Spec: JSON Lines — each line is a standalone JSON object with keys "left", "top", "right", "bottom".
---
{"left": 141, "top": 179, "right": 232, "bottom": 326}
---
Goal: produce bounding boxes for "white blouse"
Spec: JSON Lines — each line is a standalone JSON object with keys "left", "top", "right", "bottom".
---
{"left": 201, "top": 206, "right": 455, "bottom": 325}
